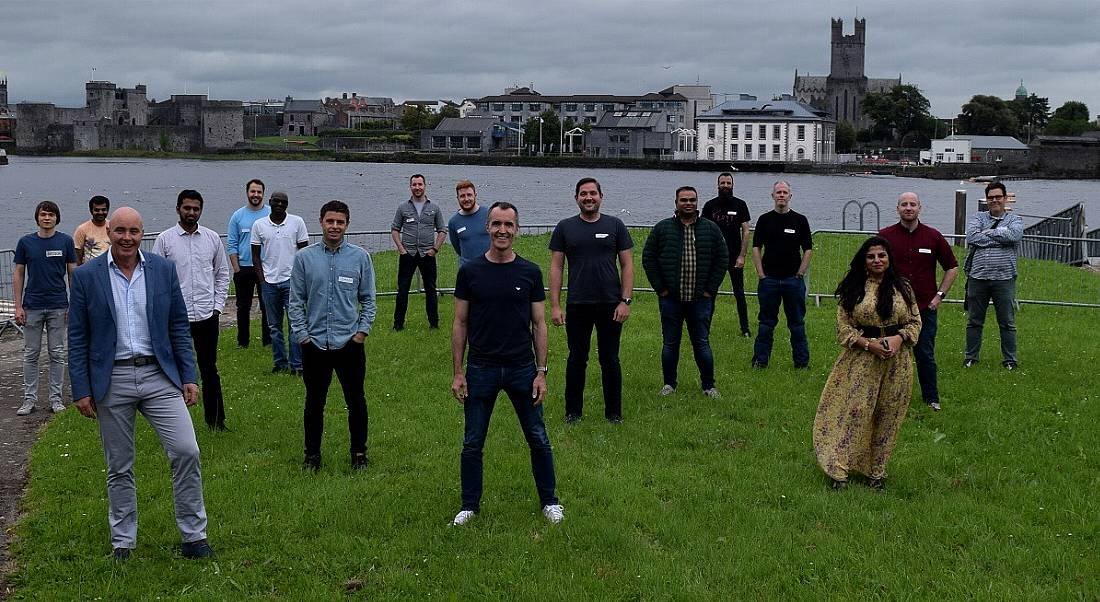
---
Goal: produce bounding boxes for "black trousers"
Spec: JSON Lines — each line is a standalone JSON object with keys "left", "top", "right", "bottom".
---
{"left": 302, "top": 340, "right": 367, "bottom": 457}
{"left": 189, "top": 314, "right": 225, "bottom": 427}
{"left": 233, "top": 270, "right": 270, "bottom": 347}
{"left": 564, "top": 302, "right": 623, "bottom": 419}
{"left": 394, "top": 253, "right": 439, "bottom": 328}
{"left": 725, "top": 265, "right": 751, "bottom": 335}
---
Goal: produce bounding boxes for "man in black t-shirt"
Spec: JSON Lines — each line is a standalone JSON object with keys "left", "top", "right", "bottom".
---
{"left": 549, "top": 177, "right": 634, "bottom": 424}
{"left": 701, "top": 172, "right": 752, "bottom": 337}
{"left": 450, "top": 202, "right": 563, "bottom": 527}
{"left": 750, "top": 181, "right": 813, "bottom": 369}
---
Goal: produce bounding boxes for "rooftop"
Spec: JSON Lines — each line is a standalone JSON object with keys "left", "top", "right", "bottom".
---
{"left": 697, "top": 97, "right": 831, "bottom": 122}
{"left": 940, "top": 135, "right": 1028, "bottom": 150}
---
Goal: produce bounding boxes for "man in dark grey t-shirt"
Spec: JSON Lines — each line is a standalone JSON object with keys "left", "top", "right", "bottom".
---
{"left": 549, "top": 177, "right": 634, "bottom": 424}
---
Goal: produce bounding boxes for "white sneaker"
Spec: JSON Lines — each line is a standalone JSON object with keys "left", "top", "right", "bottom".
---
{"left": 658, "top": 384, "right": 675, "bottom": 397}
{"left": 703, "top": 388, "right": 722, "bottom": 399}
{"left": 542, "top": 504, "right": 564, "bottom": 524}
{"left": 451, "top": 510, "right": 477, "bottom": 526}
{"left": 16, "top": 401, "right": 34, "bottom": 416}
{"left": 51, "top": 401, "right": 65, "bottom": 413}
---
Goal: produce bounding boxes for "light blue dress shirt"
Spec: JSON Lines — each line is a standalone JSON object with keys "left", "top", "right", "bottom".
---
{"left": 289, "top": 241, "right": 376, "bottom": 350}
{"left": 108, "top": 251, "right": 155, "bottom": 360}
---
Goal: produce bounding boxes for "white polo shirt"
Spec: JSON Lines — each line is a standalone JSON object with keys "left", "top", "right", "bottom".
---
{"left": 251, "top": 214, "right": 310, "bottom": 284}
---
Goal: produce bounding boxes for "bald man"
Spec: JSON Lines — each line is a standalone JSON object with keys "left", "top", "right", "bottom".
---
{"left": 68, "top": 207, "right": 213, "bottom": 561}
{"left": 880, "top": 192, "right": 959, "bottom": 411}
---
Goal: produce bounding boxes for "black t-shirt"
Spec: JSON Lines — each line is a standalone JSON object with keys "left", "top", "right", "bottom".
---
{"left": 548, "top": 214, "right": 633, "bottom": 304}
{"left": 752, "top": 210, "right": 813, "bottom": 278}
{"left": 701, "top": 195, "right": 751, "bottom": 260}
{"left": 454, "top": 254, "right": 545, "bottom": 367}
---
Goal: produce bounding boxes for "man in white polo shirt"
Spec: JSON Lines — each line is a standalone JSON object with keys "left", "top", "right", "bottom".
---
{"left": 252, "top": 191, "right": 310, "bottom": 375}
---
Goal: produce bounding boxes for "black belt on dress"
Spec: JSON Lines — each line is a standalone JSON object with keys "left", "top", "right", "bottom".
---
{"left": 114, "top": 355, "right": 157, "bottom": 367}
{"left": 857, "top": 325, "right": 902, "bottom": 338}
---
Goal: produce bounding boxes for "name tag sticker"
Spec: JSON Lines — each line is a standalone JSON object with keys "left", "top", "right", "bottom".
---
{"left": 405, "top": 217, "right": 415, "bottom": 222}
{"left": 918, "top": 248, "right": 932, "bottom": 254}
{"left": 338, "top": 276, "right": 354, "bottom": 284}
{"left": 46, "top": 250, "right": 64, "bottom": 257}
{"left": 727, "top": 211, "right": 737, "bottom": 215}
{"left": 241, "top": 228, "right": 250, "bottom": 233}
{"left": 457, "top": 226, "right": 467, "bottom": 234}
{"left": 595, "top": 233, "right": 609, "bottom": 239}
{"left": 783, "top": 228, "right": 796, "bottom": 234}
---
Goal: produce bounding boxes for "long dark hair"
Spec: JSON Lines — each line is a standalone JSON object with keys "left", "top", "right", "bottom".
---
{"left": 834, "top": 236, "right": 914, "bottom": 321}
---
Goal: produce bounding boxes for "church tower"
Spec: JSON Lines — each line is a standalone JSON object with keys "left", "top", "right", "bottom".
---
{"left": 829, "top": 18, "right": 866, "bottom": 80}
{"left": 0, "top": 72, "right": 8, "bottom": 109}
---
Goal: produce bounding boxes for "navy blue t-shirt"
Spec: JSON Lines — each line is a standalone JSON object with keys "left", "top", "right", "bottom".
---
{"left": 549, "top": 214, "right": 633, "bottom": 304}
{"left": 14, "top": 231, "right": 77, "bottom": 310}
{"left": 454, "top": 254, "right": 545, "bottom": 367}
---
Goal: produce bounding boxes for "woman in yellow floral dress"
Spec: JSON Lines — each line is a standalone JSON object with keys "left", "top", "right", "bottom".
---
{"left": 814, "top": 236, "right": 921, "bottom": 490}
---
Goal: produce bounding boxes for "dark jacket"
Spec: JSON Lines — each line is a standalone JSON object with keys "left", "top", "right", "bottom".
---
{"left": 642, "top": 216, "right": 729, "bottom": 299}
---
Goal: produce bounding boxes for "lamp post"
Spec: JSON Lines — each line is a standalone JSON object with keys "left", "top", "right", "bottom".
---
{"left": 538, "top": 117, "right": 544, "bottom": 156}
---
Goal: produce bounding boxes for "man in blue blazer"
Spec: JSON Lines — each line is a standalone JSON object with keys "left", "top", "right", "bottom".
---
{"left": 68, "top": 207, "right": 213, "bottom": 562}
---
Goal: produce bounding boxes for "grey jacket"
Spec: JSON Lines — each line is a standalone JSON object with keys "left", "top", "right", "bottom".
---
{"left": 391, "top": 199, "right": 446, "bottom": 256}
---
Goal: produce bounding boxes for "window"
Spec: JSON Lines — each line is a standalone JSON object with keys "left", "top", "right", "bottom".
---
{"left": 620, "top": 147, "right": 630, "bottom": 156}
{"left": 944, "top": 147, "right": 954, "bottom": 153}
{"left": 479, "top": 103, "right": 489, "bottom": 111}
{"left": 585, "top": 116, "right": 596, "bottom": 124}
{"left": 492, "top": 103, "right": 505, "bottom": 111}
{"left": 584, "top": 104, "right": 596, "bottom": 112}
{"left": 679, "top": 138, "right": 685, "bottom": 151}
{"left": 510, "top": 116, "right": 521, "bottom": 123}
{"left": 467, "top": 137, "right": 481, "bottom": 149}
{"left": 608, "top": 134, "right": 618, "bottom": 143}
{"left": 730, "top": 125, "right": 739, "bottom": 139}
{"left": 730, "top": 144, "right": 738, "bottom": 159}
{"left": 759, "top": 144, "right": 767, "bottom": 158}
{"left": 797, "top": 147, "right": 805, "bottom": 160}
{"left": 450, "top": 136, "right": 465, "bottom": 148}
{"left": 640, "top": 102, "right": 653, "bottom": 109}
{"left": 707, "top": 146, "right": 715, "bottom": 160}
{"left": 667, "top": 114, "right": 677, "bottom": 123}
{"left": 707, "top": 124, "right": 716, "bottom": 138}
{"left": 773, "top": 125, "right": 781, "bottom": 139}
{"left": 758, "top": 125, "right": 766, "bottom": 139}
{"left": 603, "top": 104, "right": 615, "bottom": 111}
{"left": 510, "top": 103, "right": 523, "bottom": 111}
{"left": 796, "top": 125, "right": 806, "bottom": 141}
{"left": 956, "top": 153, "right": 964, "bottom": 161}
{"left": 744, "top": 144, "right": 752, "bottom": 158}
{"left": 432, "top": 136, "right": 446, "bottom": 149}
{"left": 564, "top": 103, "right": 578, "bottom": 112}
{"left": 935, "top": 152, "right": 944, "bottom": 161}
{"left": 528, "top": 103, "right": 541, "bottom": 111}
{"left": 773, "top": 144, "right": 780, "bottom": 157}
{"left": 745, "top": 126, "right": 753, "bottom": 140}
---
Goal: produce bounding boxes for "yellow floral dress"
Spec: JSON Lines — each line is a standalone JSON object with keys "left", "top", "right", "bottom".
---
{"left": 813, "top": 280, "right": 921, "bottom": 482}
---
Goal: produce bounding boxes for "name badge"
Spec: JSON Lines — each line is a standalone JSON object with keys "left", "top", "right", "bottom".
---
{"left": 457, "top": 226, "right": 467, "bottom": 234}
{"left": 918, "top": 248, "right": 932, "bottom": 254}
{"left": 241, "top": 228, "right": 250, "bottom": 233}
{"left": 46, "top": 250, "right": 63, "bottom": 257}
{"left": 727, "top": 211, "right": 737, "bottom": 215}
{"left": 405, "top": 217, "right": 415, "bottom": 222}
{"left": 595, "top": 233, "right": 609, "bottom": 239}
{"left": 783, "top": 228, "right": 796, "bottom": 234}
{"left": 338, "top": 276, "right": 354, "bottom": 284}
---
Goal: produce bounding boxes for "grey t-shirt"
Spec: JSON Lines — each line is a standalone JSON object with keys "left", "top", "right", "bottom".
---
{"left": 549, "top": 214, "right": 633, "bottom": 304}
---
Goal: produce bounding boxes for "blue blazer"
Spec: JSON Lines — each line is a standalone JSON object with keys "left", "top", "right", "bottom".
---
{"left": 68, "top": 252, "right": 197, "bottom": 402}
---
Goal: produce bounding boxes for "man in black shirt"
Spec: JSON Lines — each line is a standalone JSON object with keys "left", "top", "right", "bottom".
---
{"left": 701, "top": 172, "right": 752, "bottom": 337}
{"left": 450, "top": 202, "right": 562, "bottom": 526}
{"left": 549, "top": 177, "right": 634, "bottom": 424}
{"left": 750, "top": 181, "right": 813, "bottom": 368}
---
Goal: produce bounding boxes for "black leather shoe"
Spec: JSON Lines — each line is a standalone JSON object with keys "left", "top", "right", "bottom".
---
{"left": 303, "top": 454, "right": 321, "bottom": 472}
{"left": 564, "top": 414, "right": 581, "bottom": 425}
{"left": 868, "top": 477, "right": 885, "bottom": 491}
{"left": 351, "top": 453, "right": 368, "bottom": 471}
{"left": 113, "top": 547, "right": 131, "bottom": 562}
{"left": 181, "top": 539, "right": 214, "bottom": 559}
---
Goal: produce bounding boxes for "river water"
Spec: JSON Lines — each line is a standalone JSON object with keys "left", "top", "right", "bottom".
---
{"left": 1, "top": 156, "right": 1097, "bottom": 250}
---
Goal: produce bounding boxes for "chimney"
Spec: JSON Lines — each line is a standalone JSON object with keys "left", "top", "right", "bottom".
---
{"left": 342, "top": 92, "right": 347, "bottom": 100}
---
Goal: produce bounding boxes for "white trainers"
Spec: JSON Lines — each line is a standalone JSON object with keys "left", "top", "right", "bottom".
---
{"left": 16, "top": 401, "right": 34, "bottom": 416}
{"left": 50, "top": 401, "right": 66, "bottom": 413}
{"left": 658, "top": 384, "right": 675, "bottom": 397}
{"left": 451, "top": 510, "right": 477, "bottom": 526}
{"left": 542, "top": 504, "right": 564, "bottom": 524}
{"left": 703, "top": 388, "right": 722, "bottom": 399}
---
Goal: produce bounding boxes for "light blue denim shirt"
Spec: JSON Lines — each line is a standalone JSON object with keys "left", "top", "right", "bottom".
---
{"left": 289, "top": 240, "right": 376, "bottom": 350}
{"left": 108, "top": 250, "right": 155, "bottom": 360}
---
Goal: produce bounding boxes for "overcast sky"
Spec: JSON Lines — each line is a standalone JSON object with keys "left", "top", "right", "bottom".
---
{"left": 2, "top": 0, "right": 1097, "bottom": 119}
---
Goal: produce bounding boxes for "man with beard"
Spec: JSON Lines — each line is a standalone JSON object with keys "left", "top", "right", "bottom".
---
{"left": 549, "top": 177, "right": 634, "bottom": 424}
{"left": 226, "top": 179, "right": 271, "bottom": 348}
{"left": 701, "top": 172, "right": 752, "bottom": 337}
{"left": 447, "top": 179, "right": 490, "bottom": 266}
{"left": 391, "top": 173, "right": 447, "bottom": 330}
{"left": 152, "top": 190, "right": 231, "bottom": 430}
{"left": 642, "top": 186, "right": 728, "bottom": 398}
{"left": 74, "top": 195, "right": 111, "bottom": 265}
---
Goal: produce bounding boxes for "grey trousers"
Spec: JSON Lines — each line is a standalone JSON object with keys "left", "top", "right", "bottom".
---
{"left": 965, "top": 277, "right": 1018, "bottom": 364}
{"left": 23, "top": 308, "right": 66, "bottom": 405}
{"left": 97, "top": 363, "right": 208, "bottom": 549}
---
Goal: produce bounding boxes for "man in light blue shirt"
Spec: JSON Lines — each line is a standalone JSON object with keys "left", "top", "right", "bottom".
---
{"left": 289, "top": 200, "right": 376, "bottom": 472}
{"left": 226, "top": 178, "right": 271, "bottom": 348}
{"left": 447, "top": 179, "right": 490, "bottom": 266}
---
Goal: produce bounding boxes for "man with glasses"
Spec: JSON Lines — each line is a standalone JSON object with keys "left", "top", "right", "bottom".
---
{"left": 963, "top": 182, "right": 1023, "bottom": 370}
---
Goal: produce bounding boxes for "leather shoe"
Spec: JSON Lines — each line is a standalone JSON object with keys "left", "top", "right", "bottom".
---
{"left": 180, "top": 539, "right": 214, "bottom": 559}
{"left": 303, "top": 454, "right": 321, "bottom": 473}
{"left": 351, "top": 452, "right": 368, "bottom": 471}
{"left": 113, "top": 547, "right": 131, "bottom": 562}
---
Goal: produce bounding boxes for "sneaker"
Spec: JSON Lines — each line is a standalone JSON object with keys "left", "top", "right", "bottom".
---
{"left": 16, "top": 401, "right": 34, "bottom": 416}
{"left": 703, "top": 388, "right": 722, "bottom": 399}
{"left": 564, "top": 414, "right": 581, "bottom": 425}
{"left": 180, "top": 539, "right": 215, "bottom": 559}
{"left": 740, "top": 330, "right": 752, "bottom": 337}
{"left": 351, "top": 453, "right": 368, "bottom": 471}
{"left": 1002, "top": 361, "right": 1017, "bottom": 371}
{"left": 112, "top": 547, "right": 131, "bottom": 562}
{"left": 928, "top": 401, "right": 942, "bottom": 411}
{"left": 542, "top": 504, "right": 564, "bottom": 524}
{"left": 51, "top": 401, "right": 65, "bottom": 413}
{"left": 452, "top": 510, "right": 477, "bottom": 526}
{"left": 751, "top": 360, "right": 768, "bottom": 369}
{"left": 606, "top": 415, "right": 623, "bottom": 424}
{"left": 657, "top": 384, "right": 675, "bottom": 397}
{"left": 963, "top": 359, "right": 976, "bottom": 368}
{"left": 868, "top": 477, "right": 886, "bottom": 491}
{"left": 830, "top": 479, "right": 847, "bottom": 491}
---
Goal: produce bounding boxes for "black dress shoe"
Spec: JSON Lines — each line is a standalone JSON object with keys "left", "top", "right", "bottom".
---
{"left": 351, "top": 453, "right": 368, "bottom": 471}
{"left": 113, "top": 547, "right": 131, "bottom": 562}
{"left": 303, "top": 454, "right": 321, "bottom": 472}
{"left": 181, "top": 539, "right": 214, "bottom": 559}
{"left": 868, "top": 477, "right": 886, "bottom": 491}
{"left": 564, "top": 414, "right": 581, "bottom": 425}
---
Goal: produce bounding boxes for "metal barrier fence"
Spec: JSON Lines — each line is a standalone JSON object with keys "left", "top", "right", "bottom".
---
{"left": 1020, "top": 203, "right": 1087, "bottom": 265}
{"left": 1086, "top": 228, "right": 1100, "bottom": 259}
{"left": 0, "top": 250, "right": 19, "bottom": 336}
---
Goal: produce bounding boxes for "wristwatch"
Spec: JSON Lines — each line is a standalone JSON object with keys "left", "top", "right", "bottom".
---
{"left": 936, "top": 291, "right": 946, "bottom": 299}
{"left": 620, "top": 297, "right": 633, "bottom": 306}
{"left": 536, "top": 366, "right": 549, "bottom": 374}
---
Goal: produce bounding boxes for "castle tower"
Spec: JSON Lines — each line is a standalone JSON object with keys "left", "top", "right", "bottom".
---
{"left": 0, "top": 72, "right": 8, "bottom": 108}
{"left": 829, "top": 18, "right": 866, "bottom": 80}
{"left": 85, "top": 81, "right": 117, "bottom": 120}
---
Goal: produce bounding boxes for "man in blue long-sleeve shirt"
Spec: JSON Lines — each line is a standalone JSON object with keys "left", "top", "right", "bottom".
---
{"left": 963, "top": 181, "right": 1024, "bottom": 369}
{"left": 289, "top": 200, "right": 376, "bottom": 472}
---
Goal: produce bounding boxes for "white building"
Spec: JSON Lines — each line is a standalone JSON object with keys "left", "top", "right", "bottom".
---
{"left": 925, "top": 135, "right": 1029, "bottom": 164}
{"left": 695, "top": 94, "right": 835, "bottom": 163}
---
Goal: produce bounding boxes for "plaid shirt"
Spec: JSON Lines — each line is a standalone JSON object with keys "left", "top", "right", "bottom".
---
{"left": 679, "top": 221, "right": 697, "bottom": 301}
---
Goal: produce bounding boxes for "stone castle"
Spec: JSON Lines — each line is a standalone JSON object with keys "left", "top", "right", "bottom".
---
{"left": 793, "top": 18, "right": 900, "bottom": 129}
{"left": 15, "top": 80, "right": 243, "bottom": 152}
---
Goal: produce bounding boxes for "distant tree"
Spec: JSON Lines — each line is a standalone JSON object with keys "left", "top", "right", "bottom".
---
{"left": 439, "top": 104, "right": 460, "bottom": 119}
{"left": 1045, "top": 101, "right": 1091, "bottom": 136}
{"left": 400, "top": 105, "right": 433, "bottom": 131}
{"left": 1052, "top": 101, "right": 1089, "bottom": 122}
{"left": 861, "top": 84, "right": 934, "bottom": 143}
{"left": 1009, "top": 94, "right": 1050, "bottom": 141}
{"left": 957, "top": 95, "right": 1018, "bottom": 136}
{"left": 835, "top": 121, "right": 856, "bottom": 153}
{"left": 523, "top": 110, "right": 563, "bottom": 154}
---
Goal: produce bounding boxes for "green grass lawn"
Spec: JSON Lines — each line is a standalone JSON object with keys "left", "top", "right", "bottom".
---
{"left": 10, "top": 235, "right": 1100, "bottom": 599}
{"left": 251, "top": 135, "right": 320, "bottom": 148}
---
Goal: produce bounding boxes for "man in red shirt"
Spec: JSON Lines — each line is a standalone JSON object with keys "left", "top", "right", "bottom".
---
{"left": 880, "top": 192, "right": 959, "bottom": 411}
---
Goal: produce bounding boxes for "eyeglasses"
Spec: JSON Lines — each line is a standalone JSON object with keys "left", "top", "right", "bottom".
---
{"left": 986, "top": 194, "right": 1006, "bottom": 200}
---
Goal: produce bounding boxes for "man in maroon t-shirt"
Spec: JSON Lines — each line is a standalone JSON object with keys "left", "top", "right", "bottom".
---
{"left": 880, "top": 192, "right": 959, "bottom": 411}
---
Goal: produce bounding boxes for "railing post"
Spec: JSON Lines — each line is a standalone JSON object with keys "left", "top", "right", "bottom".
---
{"left": 954, "top": 189, "right": 967, "bottom": 248}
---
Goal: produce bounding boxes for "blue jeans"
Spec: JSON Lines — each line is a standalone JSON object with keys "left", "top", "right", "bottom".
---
{"left": 752, "top": 276, "right": 809, "bottom": 367}
{"left": 657, "top": 296, "right": 715, "bottom": 390}
{"left": 461, "top": 363, "right": 558, "bottom": 512}
{"left": 914, "top": 307, "right": 940, "bottom": 403}
{"left": 261, "top": 280, "right": 301, "bottom": 370}
{"left": 965, "top": 277, "right": 1017, "bottom": 364}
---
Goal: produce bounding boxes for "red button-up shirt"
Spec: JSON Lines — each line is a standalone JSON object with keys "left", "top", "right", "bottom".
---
{"left": 879, "top": 222, "right": 959, "bottom": 309}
